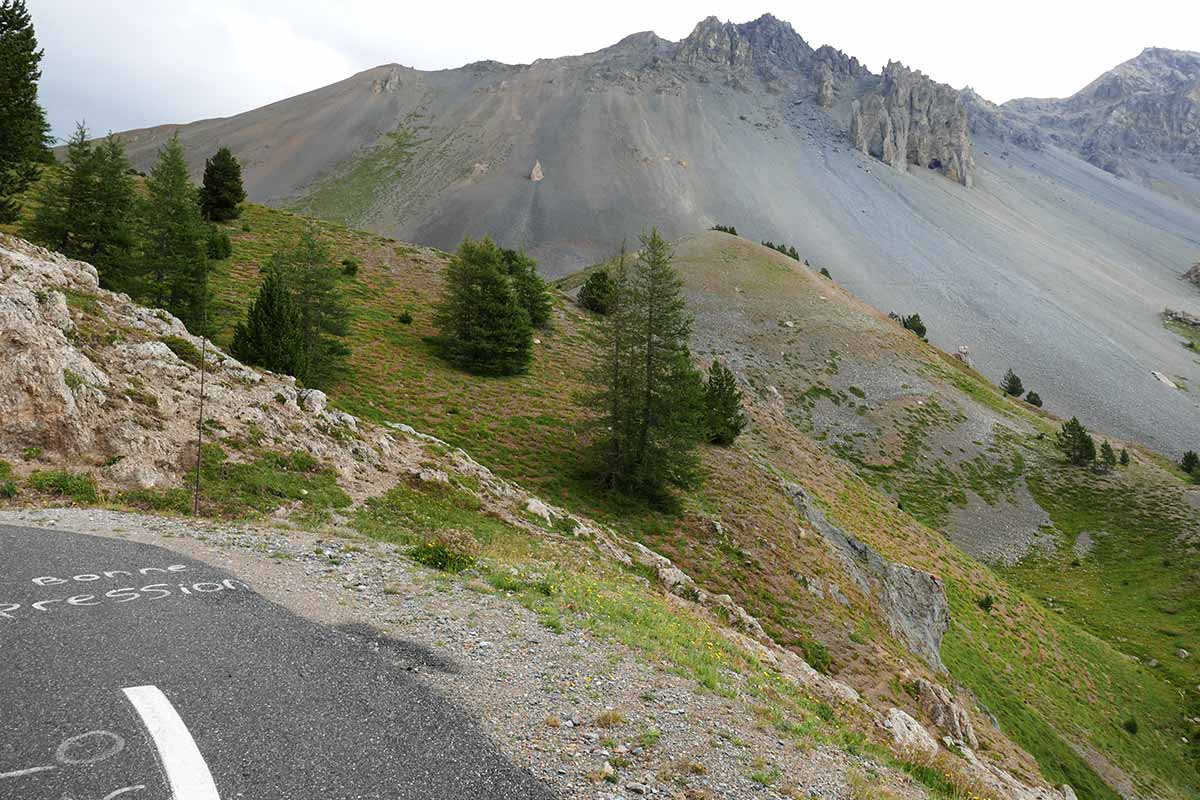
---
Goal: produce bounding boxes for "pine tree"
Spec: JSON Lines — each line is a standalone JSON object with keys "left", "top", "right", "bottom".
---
{"left": 1056, "top": 417, "right": 1096, "bottom": 466}
{"left": 1100, "top": 441, "right": 1117, "bottom": 470}
{"left": 787, "top": 245, "right": 799, "bottom": 261}
{"left": 1183, "top": 451, "right": 1200, "bottom": 474}
{"left": 0, "top": 0, "right": 50, "bottom": 222}
{"left": 902, "top": 313, "right": 926, "bottom": 339}
{"left": 435, "top": 237, "right": 532, "bottom": 376}
{"left": 1025, "top": 390, "right": 1042, "bottom": 407}
{"left": 704, "top": 359, "right": 747, "bottom": 445}
{"left": 26, "top": 123, "right": 92, "bottom": 253}
{"left": 578, "top": 270, "right": 616, "bottom": 315}
{"left": 140, "top": 135, "right": 210, "bottom": 332}
{"left": 198, "top": 147, "right": 246, "bottom": 221}
{"left": 590, "top": 229, "right": 704, "bottom": 497}
{"left": 230, "top": 269, "right": 302, "bottom": 377}
{"left": 501, "top": 248, "right": 552, "bottom": 329}
{"left": 1119, "top": 448, "right": 1129, "bottom": 466}
{"left": 265, "top": 232, "right": 352, "bottom": 388}
{"left": 1001, "top": 368, "right": 1024, "bottom": 397}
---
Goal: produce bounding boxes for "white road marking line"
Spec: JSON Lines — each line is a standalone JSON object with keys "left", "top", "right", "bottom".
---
{"left": 0, "top": 764, "right": 55, "bottom": 779}
{"left": 122, "top": 685, "right": 220, "bottom": 800}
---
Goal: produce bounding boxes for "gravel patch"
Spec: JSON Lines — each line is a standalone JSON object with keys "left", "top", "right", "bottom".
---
{"left": 946, "top": 480, "right": 1055, "bottom": 566}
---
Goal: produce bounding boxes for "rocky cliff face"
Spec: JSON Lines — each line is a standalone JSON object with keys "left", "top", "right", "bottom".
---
{"left": 1185, "top": 261, "right": 1200, "bottom": 288}
{"left": 850, "top": 62, "right": 974, "bottom": 186}
{"left": 674, "top": 14, "right": 812, "bottom": 73}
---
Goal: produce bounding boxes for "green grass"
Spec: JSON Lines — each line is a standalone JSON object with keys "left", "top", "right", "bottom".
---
{"left": 118, "top": 443, "right": 350, "bottom": 523}
{"left": 27, "top": 470, "right": 99, "bottom": 504}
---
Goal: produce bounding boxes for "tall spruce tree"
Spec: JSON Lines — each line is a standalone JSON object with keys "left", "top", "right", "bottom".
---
{"left": 140, "top": 135, "right": 210, "bottom": 332}
{"left": 1100, "top": 441, "right": 1117, "bottom": 471}
{"left": 591, "top": 229, "right": 704, "bottom": 497}
{"left": 26, "top": 122, "right": 92, "bottom": 253}
{"left": 1056, "top": 417, "right": 1096, "bottom": 466}
{"left": 230, "top": 269, "right": 302, "bottom": 377}
{"left": 265, "top": 233, "right": 352, "bottom": 388}
{"left": 198, "top": 147, "right": 246, "bottom": 221}
{"left": 1001, "top": 369, "right": 1025, "bottom": 397}
{"left": 28, "top": 126, "right": 136, "bottom": 290}
{"left": 501, "top": 248, "right": 552, "bottom": 329}
{"left": 435, "top": 237, "right": 533, "bottom": 375}
{"left": 704, "top": 359, "right": 747, "bottom": 445}
{"left": 0, "top": 0, "right": 50, "bottom": 222}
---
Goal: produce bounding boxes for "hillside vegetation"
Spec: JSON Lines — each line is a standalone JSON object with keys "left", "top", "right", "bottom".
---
{"left": 6, "top": 196, "right": 1197, "bottom": 799}
{"left": 181, "top": 207, "right": 1199, "bottom": 799}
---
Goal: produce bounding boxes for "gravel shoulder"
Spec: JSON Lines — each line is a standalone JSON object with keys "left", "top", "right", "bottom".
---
{"left": 0, "top": 506, "right": 928, "bottom": 800}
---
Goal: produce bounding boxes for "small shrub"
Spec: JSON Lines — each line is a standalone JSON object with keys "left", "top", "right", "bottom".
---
{"left": 0, "top": 480, "right": 16, "bottom": 499}
{"left": 62, "top": 369, "right": 84, "bottom": 390}
{"left": 206, "top": 228, "right": 232, "bottom": 260}
{"left": 578, "top": 270, "right": 616, "bottom": 315}
{"left": 409, "top": 528, "right": 480, "bottom": 573}
{"left": 978, "top": 594, "right": 995, "bottom": 613}
{"left": 161, "top": 335, "right": 204, "bottom": 368}
{"left": 341, "top": 258, "right": 359, "bottom": 277}
{"left": 801, "top": 639, "right": 832, "bottom": 674}
{"left": 595, "top": 709, "right": 626, "bottom": 728}
{"left": 1025, "top": 390, "right": 1042, "bottom": 407}
{"left": 1182, "top": 450, "right": 1199, "bottom": 474}
{"left": 819, "top": 267, "right": 831, "bottom": 278}
{"left": 241, "top": 223, "right": 251, "bottom": 232}
{"left": 21, "top": 446, "right": 42, "bottom": 461}
{"left": 1122, "top": 717, "right": 1138, "bottom": 735}
{"left": 27, "top": 470, "right": 99, "bottom": 504}
{"left": 397, "top": 309, "right": 413, "bottom": 325}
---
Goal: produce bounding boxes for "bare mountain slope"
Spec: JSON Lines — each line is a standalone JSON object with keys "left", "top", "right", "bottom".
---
{"left": 111, "top": 15, "right": 1200, "bottom": 456}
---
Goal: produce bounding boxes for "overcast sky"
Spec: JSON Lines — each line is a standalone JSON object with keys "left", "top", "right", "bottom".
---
{"left": 34, "top": 0, "right": 1200, "bottom": 141}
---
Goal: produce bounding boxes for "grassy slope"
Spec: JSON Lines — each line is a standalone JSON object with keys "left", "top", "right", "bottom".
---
{"left": 187, "top": 207, "right": 1200, "bottom": 799}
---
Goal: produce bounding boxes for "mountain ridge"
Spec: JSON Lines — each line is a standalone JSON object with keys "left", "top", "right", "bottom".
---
{"left": 106, "top": 14, "right": 1200, "bottom": 460}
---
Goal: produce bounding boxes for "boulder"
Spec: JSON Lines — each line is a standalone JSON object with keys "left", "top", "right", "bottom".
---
{"left": 884, "top": 708, "right": 938, "bottom": 757}
{"left": 1185, "top": 262, "right": 1200, "bottom": 288}
{"left": 530, "top": 161, "right": 544, "bottom": 182}
{"left": 913, "top": 678, "right": 978, "bottom": 748}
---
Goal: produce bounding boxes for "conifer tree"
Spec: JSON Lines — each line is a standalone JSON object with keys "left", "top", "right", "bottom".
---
{"left": 198, "top": 146, "right": 246, "bottom": 221}
{"left": 704, "top": 359, "right": 747, "bottom": 445}
{"left": 230, "top": 269, "right": 302, "bottom": 377}
{"left": 501, "top": 248, "right": 552, "bottom": 329}
{"left": 590, "top": 229, "right": 704, "bottom": 496}
{"left": 140, "top": 135, "right": 210, "bottom": 332}
{"left": 0, "top": 0, "right": 50, "bottom": 222}
{"left": 265, "top": 232, "right": 352, "bottom": 388}
{"left": 435, "top": 237, "right": 532, "bottom": 376}
{"left": 578, "top": 269, "right": 616, "bottom": 315}
{"left": 1025, "top": 390, "right": 1042, "bottom": 407}
{"left": 1183, "top": 450, "right": 1200, "bottom": 474}
{"left": 27, "top": 123, "right": 92, "bottom": 253}
{"left": 1119, "top": 448, "right": 1129, "bottom": 467}
{"left": 902, "top": 313, "right": 926, "bottom": 339}
{"left": 1100, "top": 441, "right": 1117, "bottom": 470}
{"left": 26, "top": 126, "right": 136, "bottom": 290}
{"left": 1001, "top": 368, "right": 1024, "bottom": 397}
{"left": 1056, "top": 417, "right": 1096, "bottom": 466}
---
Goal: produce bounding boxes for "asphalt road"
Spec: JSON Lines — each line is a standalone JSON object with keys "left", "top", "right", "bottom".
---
{"left": 0, "top": 524, "right": 555, "bottom": 800}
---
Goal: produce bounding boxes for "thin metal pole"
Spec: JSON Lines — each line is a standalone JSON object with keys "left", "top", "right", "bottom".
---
{"left": 192, "top": 257, "right": 208, "bottom": 516}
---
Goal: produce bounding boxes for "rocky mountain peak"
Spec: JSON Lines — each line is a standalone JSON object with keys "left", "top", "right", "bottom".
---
{"left": 675, "top": 13, "right": 812, "bottom": 72}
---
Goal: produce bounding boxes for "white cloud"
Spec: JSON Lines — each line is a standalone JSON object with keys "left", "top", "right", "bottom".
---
{"left": 33, "top": 0, "right": 1200, "bottom": 140}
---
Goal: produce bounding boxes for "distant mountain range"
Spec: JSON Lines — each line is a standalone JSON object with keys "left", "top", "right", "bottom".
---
{"left": 110, "top": 14, "right": 1200, "bottom": 455}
